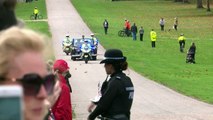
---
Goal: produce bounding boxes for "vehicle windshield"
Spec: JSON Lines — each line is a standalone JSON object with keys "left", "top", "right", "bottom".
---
{"left": 73, "top": 38, "right": 94, "bottom": 47}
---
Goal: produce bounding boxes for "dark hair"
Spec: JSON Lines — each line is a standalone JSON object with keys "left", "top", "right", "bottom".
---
{"left": 112, "top": 61, "right": 128, "bottom": 72}
{"left": 191, "top": 42, "right": 195, "bottom": 46}
{"left": 3, "top": 0, "right": 17, "bottom": 10}
{"left": 0, "top": 0, "right": 17, "bottom": 30}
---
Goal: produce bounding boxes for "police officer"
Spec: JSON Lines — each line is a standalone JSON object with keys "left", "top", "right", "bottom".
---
{"left": 150, "top": 29, "right": 157, "bottom": 48}
{"left": 88, "top": 49, "right": 134, "bottom": 120}
{"left": 90, "top": 33, "right": 98, "bottom": 46}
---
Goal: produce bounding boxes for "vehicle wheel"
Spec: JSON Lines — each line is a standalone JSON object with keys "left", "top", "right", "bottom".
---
{"left": 66, "top": 52, "right": 69, "bottom": 55}
{"left": 118, "top": 30, "right": 125, "bottom": 37}
{"left": 71, "top": 57, "right": 76, "bottom": 61}
{"left": 38, "top": 15, "right": 43, "bottom": 19}
{"left": 71, "top": 49, "right": 76, "bottom": 55}
{"left": 85, "top": 60, "right": 88, "bottom": 64}
{"left": 30, "top": 15, "right": 35, "bottom": 20}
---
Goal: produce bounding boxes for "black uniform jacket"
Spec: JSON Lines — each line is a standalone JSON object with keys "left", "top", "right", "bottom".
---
{"left": 88, "top": 71, "right": 134, "bottom": 120}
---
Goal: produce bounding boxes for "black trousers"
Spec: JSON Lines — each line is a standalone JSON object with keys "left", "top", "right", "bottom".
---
{"left": 151, "top": 41, "right": 155, "bottom": 48}
{"left": 140, "top": 34, "right": 143, "bottom": 41}
{"left": 34, "top": 14, "right": 38, "bottom": 19}
{"left": 160, "top": 25, "right": 164, "bottom": 31}
{"left": 174, "top": 25, "right": 177, "bottom": 30}
{"left": 179, "top": 41, "right": 185, "bottom": 52}
{"left": 104, "top": 27, "right": 108, "bottom": 34}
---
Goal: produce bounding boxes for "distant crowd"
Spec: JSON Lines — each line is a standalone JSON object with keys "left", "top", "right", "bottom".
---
{"left": 102, "top": 17, "right": 196, "bottom": 64}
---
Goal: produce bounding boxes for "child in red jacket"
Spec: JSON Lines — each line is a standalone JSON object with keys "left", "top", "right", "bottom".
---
{"left": 52, "top": 59, "right": 72, "bottom": 120}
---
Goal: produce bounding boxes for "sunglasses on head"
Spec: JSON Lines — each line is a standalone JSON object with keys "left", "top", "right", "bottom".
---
{"left": 16, "top": 73, "right": 56, "bottom": 96}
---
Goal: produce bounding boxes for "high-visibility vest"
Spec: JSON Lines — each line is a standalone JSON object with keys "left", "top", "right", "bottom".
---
{"left": 178, "top": 36, "right": 185, "bottom": 41}
{"left": 34, "top": 9, "right": 39, "bottom": 14}
{"left": 150, "top": 31, "right": 157, "bottom": 41}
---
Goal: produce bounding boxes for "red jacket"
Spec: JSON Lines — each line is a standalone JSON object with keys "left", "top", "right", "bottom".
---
{"left": 52, "top": 75, "right": 72, "bottom": 120}
{"left": 127, "top": 21, "right": 131, "bottom": 30}
{"left": 125, "top": 21, "right": 131, "bottom": 30}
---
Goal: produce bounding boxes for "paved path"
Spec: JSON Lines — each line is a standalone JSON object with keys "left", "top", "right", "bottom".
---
{"left": 46, "top": 0, "right": 213, "bottom": 119}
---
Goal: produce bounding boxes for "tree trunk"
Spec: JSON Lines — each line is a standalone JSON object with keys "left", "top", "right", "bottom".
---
{"left": 174, "top": 0, "right": 189, "bottom": 3}
{"left": 183, "top": 0, "right": 189, "bottom": 3}
{"left": 197, "top": 0, "right": 204, "bottom": 8}
{"left": 207, "top": 0, "right": 211, "bottom": 11}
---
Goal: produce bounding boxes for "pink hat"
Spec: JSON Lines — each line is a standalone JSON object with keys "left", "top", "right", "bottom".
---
{"left": 53, "top": 59, "right": 69, "bottom": 73}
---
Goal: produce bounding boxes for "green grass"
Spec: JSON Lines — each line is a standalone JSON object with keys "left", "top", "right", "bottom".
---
{"left": 15, "top": 0, "right": 53, "bottom": 60}
{"left": 71, "top": 0, "right": 213, "bottom": 103}
{"left": 16, "top": 0, "right": 50, "bottom": 35}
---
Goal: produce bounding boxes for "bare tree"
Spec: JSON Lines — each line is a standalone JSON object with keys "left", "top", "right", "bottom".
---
{"left": 207, "top": 0, "right": 211, "bottom": 11}
{"left": 197, "top": 0, "right": 204, "bottom": 8}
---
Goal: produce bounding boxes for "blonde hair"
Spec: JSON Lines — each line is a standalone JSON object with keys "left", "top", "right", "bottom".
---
{"left": 0, "top": 27, "right": 47, "bottom": 79}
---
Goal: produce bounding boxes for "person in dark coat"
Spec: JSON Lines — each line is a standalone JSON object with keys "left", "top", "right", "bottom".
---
{"left": 103, "top": 19, "right": 109, "bottom": 35}
{"left": 186, "top": 42, "right": 196, "bottom": 64}
{"left": 88, "top": 49, "right": 134, "bottom": 120}
{"left": 131, "top": 23, "right": 138, "bottom": 40}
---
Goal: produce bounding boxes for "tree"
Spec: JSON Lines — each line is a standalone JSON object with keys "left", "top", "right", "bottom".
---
{"left": 183, "top": 0, "right": 189, "bottom": 3}
{"left": 197, "top": 0, "right": 204, "bottom": 8}
{"left": 174, "top": 0, "right": 189, "bottom": 3}
{"left": 207, "top": 0, "right": 211, "bottom": 11}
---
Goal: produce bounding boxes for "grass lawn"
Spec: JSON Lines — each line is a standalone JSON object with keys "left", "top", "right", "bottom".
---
{"left": 15, "top": 0, "right": 54, "bottom": 60}
{"left": 71, "top": 0, "right": 213, "bottom": 103}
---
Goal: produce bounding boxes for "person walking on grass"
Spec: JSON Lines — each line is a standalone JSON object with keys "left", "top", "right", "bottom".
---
{"left": 103, "top": 19, "right": 109, "bottom": 35}
{"left": 178, "top": 33, "right": 186, "bottom": 53}
{"left": 186, "top": 42, "right": 196, "bottom": 64}
{"left": 139, "top": 26, "right": 144, "bottom": 41}
{"left": 150, "top": 29, "right": 157, "bottom": 48}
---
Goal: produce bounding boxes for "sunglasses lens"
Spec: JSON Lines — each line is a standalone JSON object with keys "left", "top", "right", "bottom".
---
{"left": 20, "top": 74, "right": 55, "bottom": 96}
{"left": 43, "top": 74, "right": 55, "bottom": 95}
{"left": 21, "top": 74, "right": 41, "bottom": 96}
{"left": 23, "top": 83, "right": 40, "bottom": 96}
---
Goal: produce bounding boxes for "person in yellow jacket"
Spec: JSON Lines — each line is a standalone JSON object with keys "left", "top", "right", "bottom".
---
{"left": 150, "top": 29, "right": 157, "bottom": 48}
{"left": 178, "top": 33, "right": 186, "bottom": 52}
{"left": 33, "top": 7, "right": 39, "bottom": 20}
